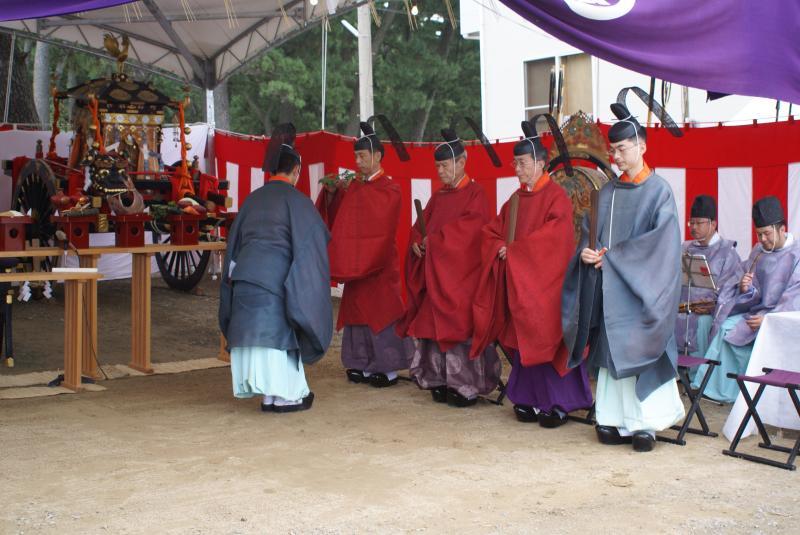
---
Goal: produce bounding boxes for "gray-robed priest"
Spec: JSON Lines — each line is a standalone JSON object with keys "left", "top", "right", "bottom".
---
{"left": 561, "top": 168, "right": 683, "bottom": 401}
{"left": 219, "top": 180, "right": 333, "bottom": 364}
{"left": 219, "top": 127, "right": 333, "bottom": 370}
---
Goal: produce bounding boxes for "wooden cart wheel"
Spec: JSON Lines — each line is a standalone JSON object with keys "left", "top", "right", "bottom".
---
{"left": 13, "top": 159, "right": 58, "bottom": 245}
{"left": 153, "top": 232, "right": 210, "bottom": 292}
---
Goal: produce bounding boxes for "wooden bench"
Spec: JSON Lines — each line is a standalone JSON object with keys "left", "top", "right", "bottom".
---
{"left": 0, "top": 242, "right": 227, "bottom": 380}
{"left": 0, "top": 270, "right": 102, "bottom": 391}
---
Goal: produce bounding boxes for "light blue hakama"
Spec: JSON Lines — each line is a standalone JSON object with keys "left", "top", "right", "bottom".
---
{"left": 595, "top": 368, "right": 685, "bottom": 432}
{"left": 692, "top": 314, "right": 754, "bottom": 403}
{"left": 689, "top": 314, "right": 713, "bottom": 357}
{"left": 230, "top": 347, "right": 310, "bottom": 401}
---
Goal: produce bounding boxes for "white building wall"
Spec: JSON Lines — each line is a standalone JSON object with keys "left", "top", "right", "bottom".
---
{"left": 462, "top": 0, "right": 795, "bottom": 140}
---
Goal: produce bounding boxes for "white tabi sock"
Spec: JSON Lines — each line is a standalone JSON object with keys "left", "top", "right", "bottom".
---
{"left": 385, "top": 371, "right": 398, "bottom": 381}
{"left": 273, "top": 396, "right": 302, "bottom": 406}
{"left": 618, "top": 428, "right": 655, "bottom": 438}
{"left": 362, "top": 371, "right": 373, "bottom": 377}
{"left": 262, "top": 395, "right": 274, "bottom": 405}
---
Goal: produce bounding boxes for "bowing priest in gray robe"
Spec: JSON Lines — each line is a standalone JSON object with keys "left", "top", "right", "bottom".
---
{"left": 676, "top": 195, "right": 743, "bottom": 358}
{"left": 694, "top": 196, "right": 800, "bottom": 402}
{"left": 219, "top": 124, "right": 333, "bottom": 413}
{"left": 562, "top": 99, "right": 684, "bottom": 453}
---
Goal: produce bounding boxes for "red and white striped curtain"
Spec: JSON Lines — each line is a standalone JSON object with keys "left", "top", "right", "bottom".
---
{"left": 214, "top": 119, "right": 800, "bottom": 260}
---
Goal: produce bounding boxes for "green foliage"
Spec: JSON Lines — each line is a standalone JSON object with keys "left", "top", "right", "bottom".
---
{"left": 228, "top": 2, "right": 481, "bottom": 140}
{"left": 8, "top": 1, "right": 480, "bottom": 141}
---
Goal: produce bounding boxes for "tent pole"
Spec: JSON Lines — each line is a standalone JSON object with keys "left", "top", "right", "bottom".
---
{"left": 321, "top": 21, "right": 328, "bottom": 131}
{"left": 3, "top": 33, "right": 16, "bottom": 123}
{"left": 357, "top": 5, "right": 374, "bottom": 121}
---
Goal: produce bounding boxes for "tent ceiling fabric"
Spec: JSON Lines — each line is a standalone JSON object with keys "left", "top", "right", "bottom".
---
{"left": 0, "top": 0, "right": 360, "bottom": 88}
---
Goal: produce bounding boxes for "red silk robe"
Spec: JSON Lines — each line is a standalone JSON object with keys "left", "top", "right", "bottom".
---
{"left": 316, "top": 173, "right": 405, "bottom": 333}
{"left": 470, "top": 174, "right": 575, "bottom": 374}
{"left": 396, "top": 178, "right": 492, "bottom": 351}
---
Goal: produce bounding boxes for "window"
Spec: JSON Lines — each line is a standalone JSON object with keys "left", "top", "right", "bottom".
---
{"left": 524, "top": 53, "right": 592, "bottom": 123}
{"left": 524, "top": 58, "right": 554, "bottom": 121}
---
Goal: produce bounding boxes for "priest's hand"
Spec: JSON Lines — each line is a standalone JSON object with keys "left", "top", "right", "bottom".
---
{"left": 498, "top": 246, "right": 507, "bottom": 260}
{"left": 740, "top": 272, "right": 754, "bottom": 293}
{"left": 412, "top": 239, "right": 426, "bottom": 258}
{"left": 580, "top": 247, "right": 604, "bottom": 269}
{"left": 745, "top": 314, "right": 764, "bottom": 331}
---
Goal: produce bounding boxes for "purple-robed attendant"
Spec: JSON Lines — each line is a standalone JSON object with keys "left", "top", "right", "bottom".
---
{"left": 695, "top": 196, "right": 800, "bottom": 402}
{"left": 675, "top": 195, "right": 743, "bottom": 356}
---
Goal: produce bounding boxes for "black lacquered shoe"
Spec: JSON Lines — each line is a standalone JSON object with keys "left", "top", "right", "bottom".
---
{"left": 632, "top": 432, "right": 656, "bottom": 452}
{"left": 273, "top": 392, "right": 315, "bottom": 413}
{"left": 538, "top": 411, "right": 568, "bottom": 428}
{"left": 446, "top": 388, "right": 478, "bottom": 408}
{"left": 431, "top": 386, "right": 448, "bottom": 403}
{"left": 346, "top": 369, "right": 369, "bottom": 384}
{"left": 369, "top": 373, "right": 399, "bottom": 388}
{"left": 513, "top": 404, "right": 538, "bottom": 423}
{"left": 595, "top": 425, "right": 633, "bottom": 445}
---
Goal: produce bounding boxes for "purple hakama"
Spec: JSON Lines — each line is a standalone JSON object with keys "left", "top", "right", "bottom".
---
{"left": 505, "top": 349, "right": 593, "bottom": 412}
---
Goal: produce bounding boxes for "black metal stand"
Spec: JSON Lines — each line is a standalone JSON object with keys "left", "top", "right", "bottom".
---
{"left": 657, "top": 356, "right": 721, "bottom": 445}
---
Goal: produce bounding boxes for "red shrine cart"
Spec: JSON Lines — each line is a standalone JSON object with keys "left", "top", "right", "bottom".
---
{"left": 8, "top": 42, "right": 231, "bottom": 291}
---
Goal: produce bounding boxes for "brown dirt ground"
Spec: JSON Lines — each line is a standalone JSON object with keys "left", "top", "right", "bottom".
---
{"left": 0, "top": 275, "right": 798, "bottom": 534}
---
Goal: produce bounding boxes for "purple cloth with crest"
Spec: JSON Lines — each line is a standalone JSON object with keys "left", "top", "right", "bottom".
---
{"left": 498, "top": 0, "right": 800, "bottom": 104}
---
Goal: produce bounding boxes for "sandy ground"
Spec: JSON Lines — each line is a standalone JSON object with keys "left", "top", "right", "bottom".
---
{"left": 1, "top": 276, "right": 798, "bottom": 534}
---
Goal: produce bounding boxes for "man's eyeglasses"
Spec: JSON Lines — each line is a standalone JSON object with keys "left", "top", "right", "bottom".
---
{"left": 687, "top": 219, "right": 712, "bottom": 227}
{"left": 510, "top": 159, "right": 533, "bottom": 169}
{"left": 607, "top": 144, "right": 639, "bottom": 158}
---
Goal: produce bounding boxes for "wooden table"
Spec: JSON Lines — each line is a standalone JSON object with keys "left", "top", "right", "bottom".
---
{"left": 75, "top": 242, "right": 227, "bottom": 374}
{"left": 0, "top": 271, "right": 102, "bottom": 391}
{"left": 1, "top": 242, "right": 227, "bottom": 378}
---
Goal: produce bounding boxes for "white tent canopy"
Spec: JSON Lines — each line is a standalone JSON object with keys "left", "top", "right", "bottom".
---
{"left": 0, "top": 0, "right": 361, "bottom": 88}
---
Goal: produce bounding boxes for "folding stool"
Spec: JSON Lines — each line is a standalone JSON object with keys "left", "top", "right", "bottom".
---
{"left": 723, "top": 367, "right": 800, "bottom": 471}
{"left": 657, "top": 354, "right": 721, "bottom": 445}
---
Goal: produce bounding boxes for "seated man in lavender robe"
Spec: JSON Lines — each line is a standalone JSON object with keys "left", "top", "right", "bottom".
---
{"left": 676, "top": 195, "right": 743, "bottom": 357}
{"left": 471, "top": 118, "right": 592, "bottom": 427}
{"left": 694, "top": 196, "right": 800, "bottom": 402}
{"left": 562, "top": 99, "right": 685, "bottom": 452}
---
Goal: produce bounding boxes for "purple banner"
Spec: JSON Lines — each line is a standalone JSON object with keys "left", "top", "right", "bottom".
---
{"left": 498, "top": 0, "right": 800, "bottom": 104}
{"left": 0, "top": 1, "right": 134, "bottom": 22}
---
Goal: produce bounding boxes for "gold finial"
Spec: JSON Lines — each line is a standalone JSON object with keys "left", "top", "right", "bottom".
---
{"left": 103, "top": 33, "right": 130, "bottom": 74}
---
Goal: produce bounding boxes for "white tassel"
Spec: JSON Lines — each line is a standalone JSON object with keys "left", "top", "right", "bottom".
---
{"left": 43, "top": 281, "right": 53, "bottom": 300}
{"left": 18, "top": 282, "right": 31, "bottom": 303}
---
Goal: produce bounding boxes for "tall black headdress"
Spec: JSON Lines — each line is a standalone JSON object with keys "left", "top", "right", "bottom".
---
{"left": 515, "top": 113, "right": 574, "bottom": 177}
{"left": 464, "top": 116, "right": 502, "bottom": 168}
{"left": 434, "top": 128, "right": 466, "bottom": 162}
{"left": 752, "top": 196, "right": 785, "bottom": 228}
{"left": 367, "top": 114, "right": 410, "bottom": 161}
{"left": 433, "top": 119, "right": 502, "bottom": 168}
{"left": 513, "top": 120, "right": 546, "bottom": 159}
{"left": 691, "top": 195, "right": 717, "bottom": 220}
{"left": 262, "top": 123, "right": 300, "bottom": 174}
{"left": 353, "top": 121, "right": 383, "bottom": 156}
{"left": 609, "top": 86, "right": 683, "bottom": 143}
